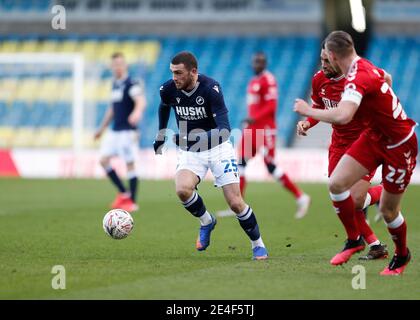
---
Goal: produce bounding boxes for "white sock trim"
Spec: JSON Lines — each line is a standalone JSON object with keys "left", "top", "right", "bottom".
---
{"left": 237, "top": 205, "right": 252, "bottom": 221}
{"left": 273, "top": 166, "right": 284, "bottom": 179}
{"left": 199, "top": 211, "right": 213, "bottom": 226}
{"left": 329, "top": 190, "right": 351, "bottom": 202}
{"left": 105, "top": 165, "right": 113, "bottom": 173}
{"left": 362, "top": 193, "right": 371, "bottom": 209}
{"left": 251, "top": 237, "right": 265, "bottom": 249}
{"left": 386, "top": 212, "right": 404, "bottom": 229}
{"left": 183, "top": 192, "right": 198, "bottom": 207}
{"left": 238, "top": 164, "right": 246, "bottom": 176}
{"left": 127, "top": 170, "right": 137, "bottom": 179}
{"left": 368, "top": 240, "right": 381, "bottom": 247}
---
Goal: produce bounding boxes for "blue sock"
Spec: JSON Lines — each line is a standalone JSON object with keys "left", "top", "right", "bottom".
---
{"left": 182, "top": 192, "right": 206, "bottom": 217}
{"left": 105, "top": 167, "right": 126, "bottom": 193}
{"left": 127, "top": 170, "right": 138, "bottom": 202}
{"left": 129, "top": 177, "right": 138, "bottom": 202}
{"left": 236, "top": 205, "right": 261, "bottom": 241}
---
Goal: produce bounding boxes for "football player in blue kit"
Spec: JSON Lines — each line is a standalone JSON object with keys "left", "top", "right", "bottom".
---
{"left": 95, "top": 52, "right": 146, "bottom": 212}
{"left": 153, "top": 51, "right": 268, "bottom": 260}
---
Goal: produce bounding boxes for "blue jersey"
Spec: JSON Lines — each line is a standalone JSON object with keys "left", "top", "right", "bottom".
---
{"left": 111, "top": 76, "right": 143, "bottom": 131}
{"left": 158, "top": 74, "right": 231, "bottom": 151}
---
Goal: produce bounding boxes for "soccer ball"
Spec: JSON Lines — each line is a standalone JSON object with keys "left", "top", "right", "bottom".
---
{"left": 102, "top": 209, "right": 134, "bottom": 240}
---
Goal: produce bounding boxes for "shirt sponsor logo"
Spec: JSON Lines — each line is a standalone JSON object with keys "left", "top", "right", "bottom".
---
{"left": 175, "top": 106, "right": 208, "bottom": 120}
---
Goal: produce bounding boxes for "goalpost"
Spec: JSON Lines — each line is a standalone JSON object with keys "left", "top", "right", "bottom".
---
{"left": 0, "top": 53, "right": 85, "bottom": 151}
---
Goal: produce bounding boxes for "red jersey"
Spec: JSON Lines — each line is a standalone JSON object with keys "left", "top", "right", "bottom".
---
{"left": 246, "top": 70, "right": 277, "bottom": 128}
{"left": 308, "top": 70, "right": 364, "bottom": 148}
{"left": 342, "top": 57, "right": 417, "bottom": 148}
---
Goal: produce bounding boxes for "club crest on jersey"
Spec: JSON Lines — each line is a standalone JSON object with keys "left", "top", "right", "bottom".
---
{"left": 196, "top": 96, "right": 204, "bottom": 105}
{"left": 176, "top": 97, "right": 180, "bottom": 104}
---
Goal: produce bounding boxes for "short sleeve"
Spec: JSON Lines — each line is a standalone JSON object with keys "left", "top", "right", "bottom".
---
{"left": 311, "top": 75, "right": 323, "bottom": 107}
{"left": 128, "top": 80, "right": 144, "bottom": 99}
{"left": 159, "top": 84, "right": 170, "bottom": 105}
{"left": 208, "top": 83, "right": 228, "bottom": 116}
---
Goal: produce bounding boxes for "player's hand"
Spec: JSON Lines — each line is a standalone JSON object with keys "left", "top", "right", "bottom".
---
{"left": 128, "top": 111, "right": 142, "bottom": 127}
{"left": 153, "top": 134, "right": 166, "bottom": 155}
{"left": 94, "top": 128, "right": 104, "bottom": 140}
{"left": 242, "top": 118, "right": 255, "bottom": 127}
{"left": 296, "top": 120, "right": 311, "bottom": 136}
{"left": 173, "top": 134, "right": 188, "bottom": 150}
{"left": 294, "top": 99, "right": 311, "bottom": 117}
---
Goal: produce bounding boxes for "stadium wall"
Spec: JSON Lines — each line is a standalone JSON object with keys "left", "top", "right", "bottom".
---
{"left": 2, "top": 148, "right": 420, "bottom": 185}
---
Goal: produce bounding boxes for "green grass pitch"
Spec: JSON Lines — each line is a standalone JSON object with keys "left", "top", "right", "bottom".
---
{"left": 0, "top": 178, "right": 419, "bottom": 299}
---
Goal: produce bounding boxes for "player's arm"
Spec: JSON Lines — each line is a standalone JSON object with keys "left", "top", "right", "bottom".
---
{"left": 153, "top": 102, "right": 171, "bottom": 154}
{"left": 94, "top": 105, "right": 114, "bottom": 140}
{"left": 297, "top": 101, "right": 324, "bottom": 136}
{"left": 294, "top": 98, "right": 358, "bottom": 125}
{"left": 128, "top": 82, "right": 147, "bottom": 127}
{"left": 153, "top": 86, "right": 171, "bottom": 154}
{"left": 296, "top": 76, "right": 325, "bottom": 135}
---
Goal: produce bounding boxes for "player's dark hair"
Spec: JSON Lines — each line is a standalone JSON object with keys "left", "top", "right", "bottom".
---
{"left": 171, "top": 51, "right": 198, "bottom": 71}
{"left": 111, "top": 52, "right": 125, "bottom": 59}
{"left": 325, "top": 31, "right": 354, "bottom": 58}
{"left": 254, "top": 51, "right": 266, "bottom": 59}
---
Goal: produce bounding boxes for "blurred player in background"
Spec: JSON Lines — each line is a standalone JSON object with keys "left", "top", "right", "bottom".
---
{"left": 153, "top": 51, "right": 268, "bottom": 260}
{"left": 94, "top": 52, "right": 146, "bottom": 212}
{"left": 219, "top": 52, "right": 310, "bottom": 219}
{"left": 296, "top": 42, "right": 388, "bottom": 262}
{"left": 295, "top": 31, "right": 418, "bottom": 275}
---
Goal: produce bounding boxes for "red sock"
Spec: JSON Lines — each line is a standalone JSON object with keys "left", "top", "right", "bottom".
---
{"left": 240, "top": 176, "right": 247, "bottom": 197}
{"left": 279, "top": 174, "right": 303, "bottom": 199}
{"left": 388, "top": 220, "right": 408, "bottom": 256}
{"left": 331, "top": 192, "right": 360, "bottom": 240}
{"left": 355, "top": 210, "right": 378, "bottom": 244}
{"left": 367, "top": 185, "right": 383, "bottom": 206}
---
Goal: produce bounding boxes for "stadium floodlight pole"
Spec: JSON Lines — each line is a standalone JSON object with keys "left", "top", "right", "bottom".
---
{"left": 0, "top": 53, "right": 85, "bottom": 152}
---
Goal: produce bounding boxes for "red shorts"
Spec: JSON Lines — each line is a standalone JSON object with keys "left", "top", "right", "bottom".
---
{"left": 346, "top": 131, "right": 418, "bottom": 194}
{"left": 238, "top": 126, "right": 276, "bottom": 164}
{"left": 328, "top": 145, "right": 376, "bottom": 182}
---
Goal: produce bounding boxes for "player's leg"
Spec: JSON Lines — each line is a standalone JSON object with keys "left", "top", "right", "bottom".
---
{"left": 237, "top": 127, "right": 257, "bottom": 197}
{"left": 212, "top": 141, "right": 267, "bottom": 260}
{"left": 265, "top": 161, "right": 311, "bottom": 219}
{"left": 263, "top": 129, "right": 310, "bottom": 218}
{"left": 378, "top": 135, "right": 417, "bottom": 275}
{"left": 99, "top": 131, "right": 128, "bottom": 208}
{"left": 350, "top": 179, "right": 388, "bottom": 260}
{"left": 222, "top": 183, "right": 268, "bottom": 260}
{"left": 378, "top": 190, "right": 411, "bottom": 275}
{"left": 175, "top": 167, "right": 216, "bottom": 251}
{"left": 216, "top": 130, "right": 254, "bottom": 217}
{"left": 328, "top": 154, "right": 372, "bottom": 265}
{"left": 126, "top": 161, "right": 137, "bottom": 202}
{"left": 115, "top": 130, "right": 140, "bottom": 212}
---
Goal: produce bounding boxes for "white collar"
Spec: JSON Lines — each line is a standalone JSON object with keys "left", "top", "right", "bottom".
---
{"left": 346, "top": 56, "right": 361, "bottom": 77}
{"left": 181, "top": 81, "right": 200, "bottom": 97}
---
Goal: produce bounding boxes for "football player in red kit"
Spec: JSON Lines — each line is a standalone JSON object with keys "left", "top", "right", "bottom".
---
{"left": 296, "top": 43, "right": 388, "bottom": 262}
{"left": 225, "top": 52, "right": 310, "bottom": 219}
{"left": 295, "top": 31, "right": 418, "bottom": 275}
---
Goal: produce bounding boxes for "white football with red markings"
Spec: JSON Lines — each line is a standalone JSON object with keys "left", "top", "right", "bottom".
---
{"left": 102, "top": 209, "right": 134, "bottom": 240}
